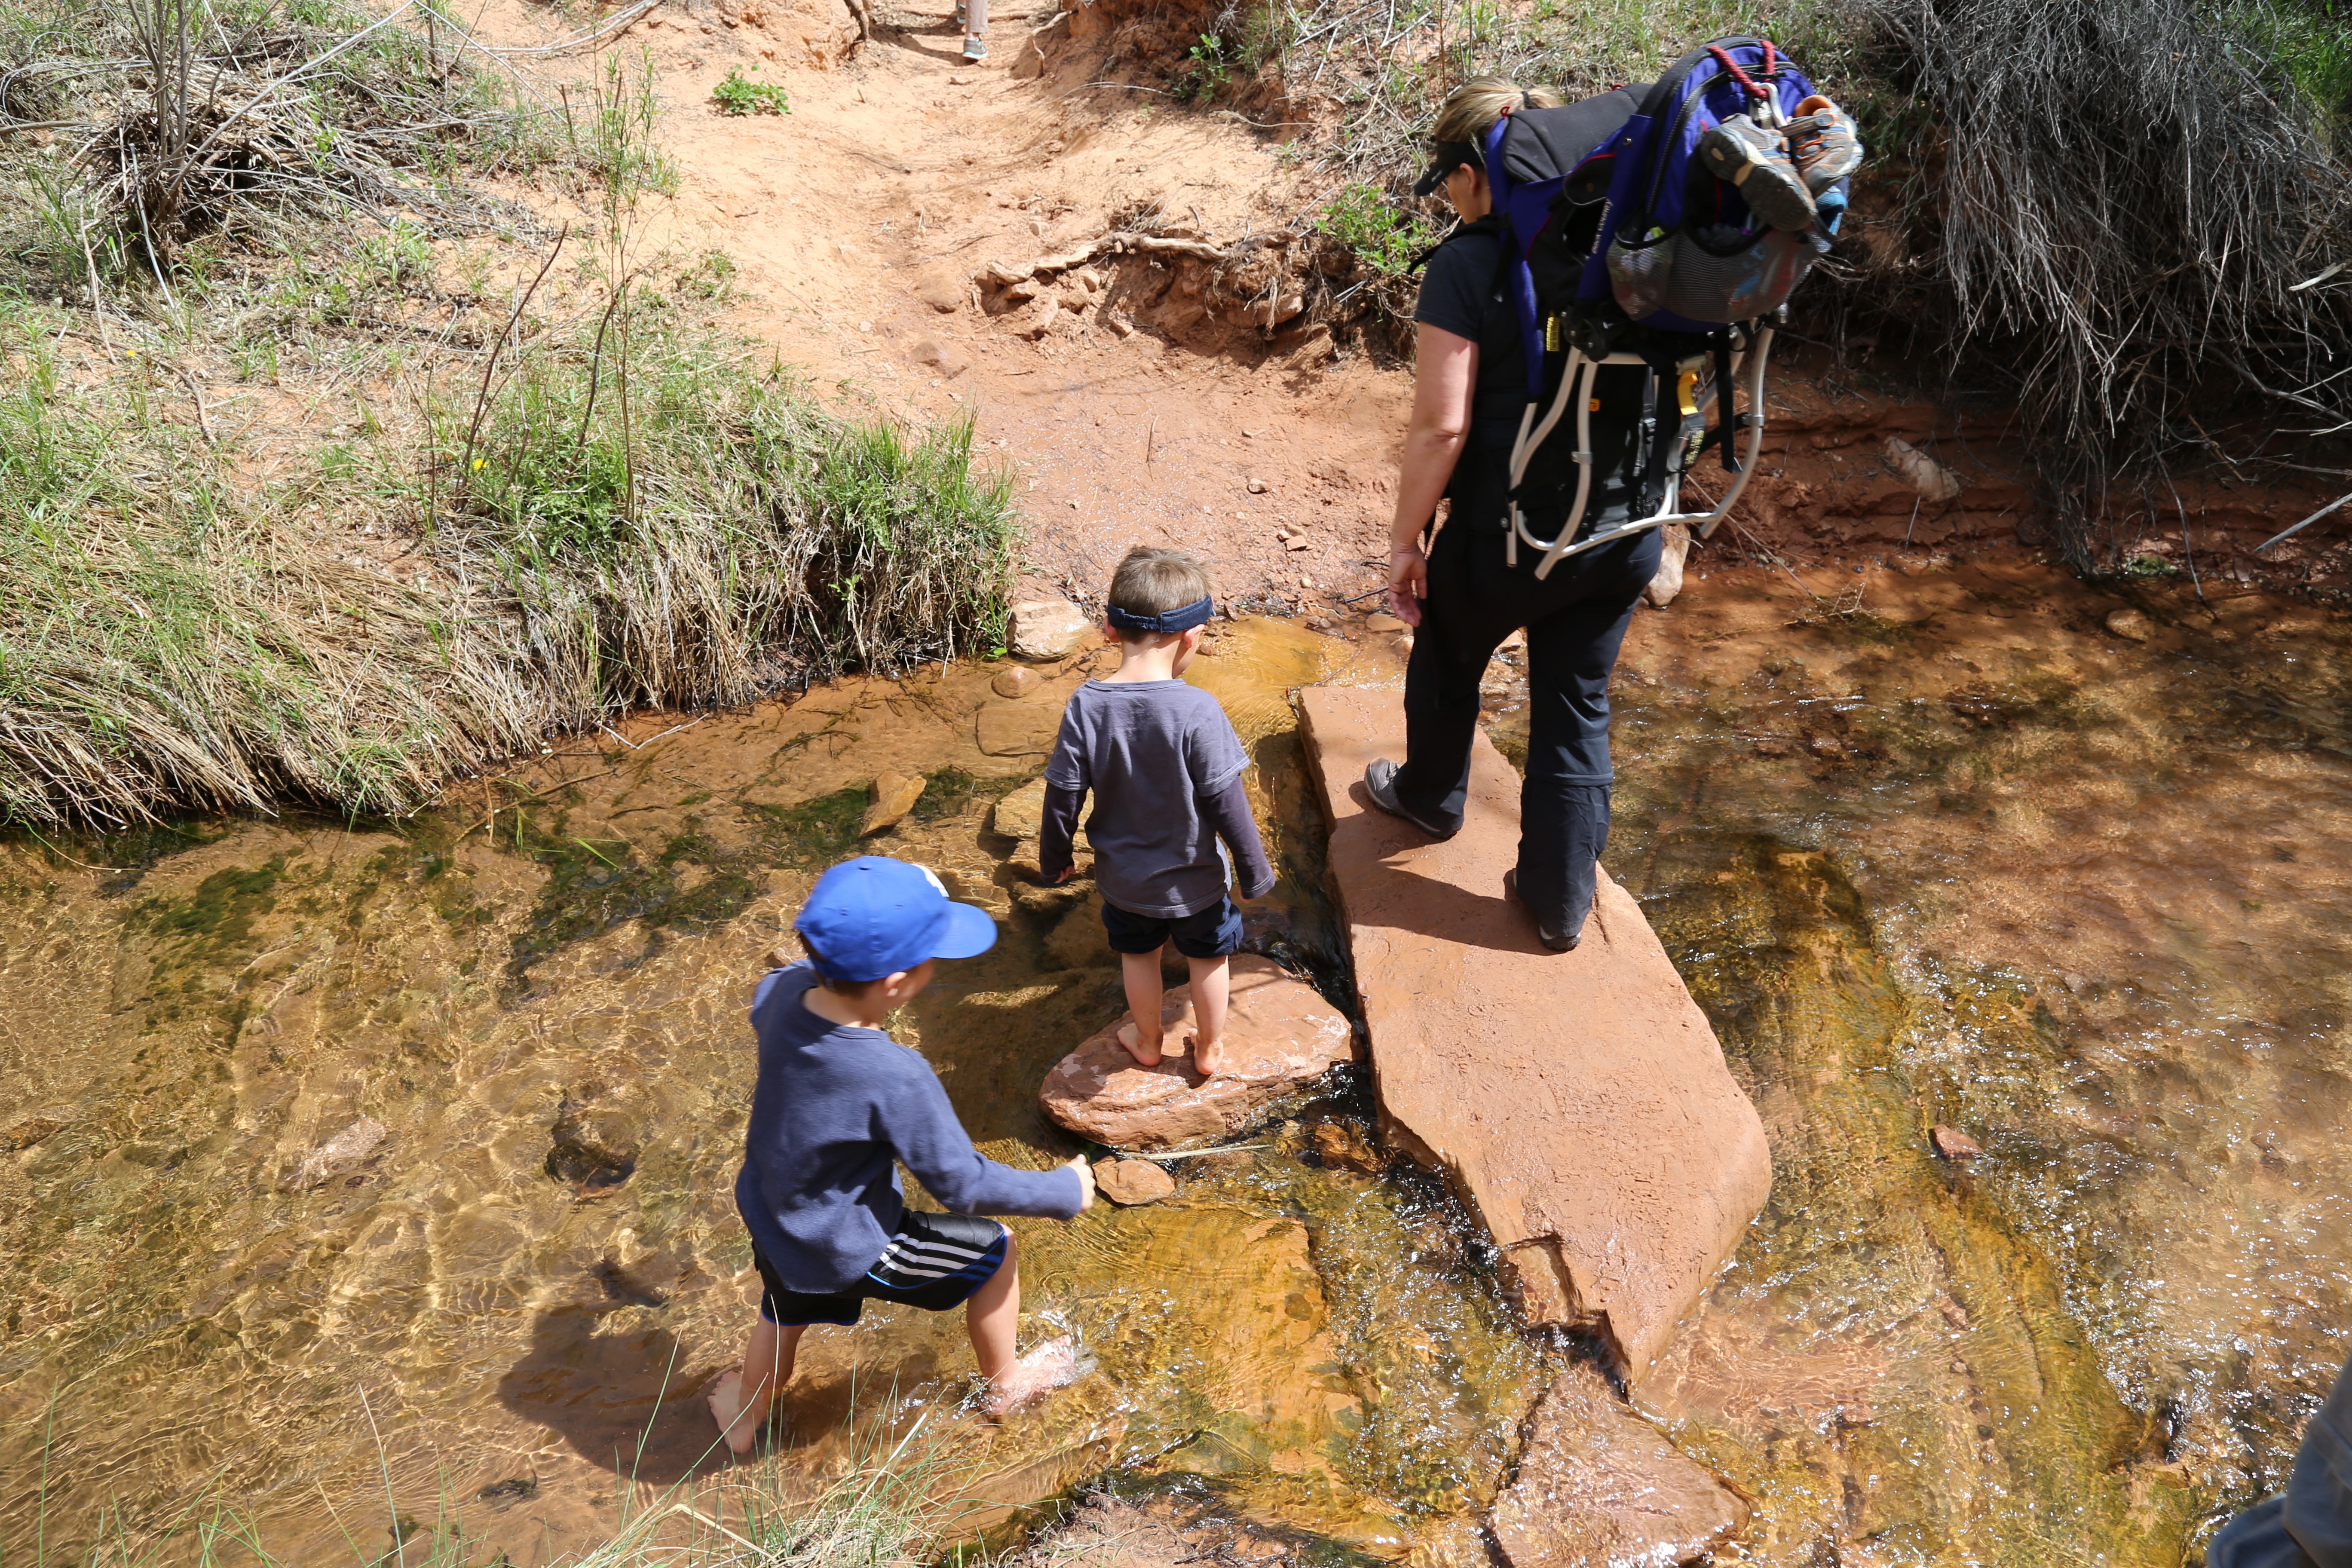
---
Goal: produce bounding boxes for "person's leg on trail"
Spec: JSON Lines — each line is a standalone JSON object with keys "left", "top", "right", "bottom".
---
{"left": 961, "top": 0, "right": 986, "bottom": 59}
{"left": 1118, "top": 947, "right": 1174, "bottom": 1065}
{"left": 709, "top": 1314, "right": 807, "bottom": 1455}
{"left": 1386, "top": 527, "right": 1516, "bottom": 835}
{"left": 1517, "top": 542, "right": 1651, "bottom": 943}
{"left": 967, "top": 1229, "right": 1078, "bottom": 1418}
{"left": 1185, "top": 953, "right": 1231, "bottom": 1075}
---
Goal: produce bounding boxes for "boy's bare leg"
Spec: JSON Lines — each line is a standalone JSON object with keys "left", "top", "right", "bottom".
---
{"left": 968, "top": 1230, "right": 1079, "bottom": 1419}
{"left": 1116, "top": 947, "right": 1172, "bottom": 1065}
{"left": 709, "top": 1316, "right": 805, "bottom": 1455}
{"left": 1187, "top": 954, "right": 1231, "bottom": 1076}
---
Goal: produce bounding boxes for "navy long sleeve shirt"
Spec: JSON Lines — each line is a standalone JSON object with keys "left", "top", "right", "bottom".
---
{"left": 734, "top": 963, "right": 1084, "bottom": 1292}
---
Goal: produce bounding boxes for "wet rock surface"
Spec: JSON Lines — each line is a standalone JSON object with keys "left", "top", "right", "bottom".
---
{"left": 281, "top": 1117, "right": 389, "bottom": 1192}
{"left": 1039, "top": 955, "right": 1356, "bottom": 1148}
{"left": 859, "top": 771, "right": 925, "bottom": 836}
{"left": 1490, "top": 1366, "right": 1750, "bottom": 1568}
{"left": 1091, "top": 1157, "right": 1176, "bottom": 1205}
{"left": 1299, "top": 685, "right": 1773, "bottom": 1383}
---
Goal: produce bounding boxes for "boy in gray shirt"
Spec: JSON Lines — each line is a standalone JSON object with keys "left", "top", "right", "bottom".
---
{"left": 1038, "top": 547, "right": 1276, "bottom": 1076}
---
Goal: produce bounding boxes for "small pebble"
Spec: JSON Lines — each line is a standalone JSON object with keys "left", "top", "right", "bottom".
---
{"left": 1931, "top": 1124, "right": 1982, "bottom": 1161}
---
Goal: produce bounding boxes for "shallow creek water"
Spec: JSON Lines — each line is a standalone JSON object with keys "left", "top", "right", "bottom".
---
{"left": 0, "top": 557, "right": 2346, "bottom": 1566}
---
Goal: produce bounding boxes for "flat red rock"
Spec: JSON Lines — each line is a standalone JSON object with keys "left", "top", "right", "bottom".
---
{"left": 1931, "top": 1124, "right": 1982, "bottom": 1160}
{"left": 1299, "top": 686, "right": 1772, "bottom": 1384}
{"left": 1490, "top": 1366, "right": 1750, "bottom": 1568}
{"left": 1038, "top": 955, "right": 1356, "bottom": 1149}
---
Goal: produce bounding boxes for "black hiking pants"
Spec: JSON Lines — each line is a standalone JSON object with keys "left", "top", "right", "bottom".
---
{"left": 1390, "top": 513, "right": 1659, "bottom": 940}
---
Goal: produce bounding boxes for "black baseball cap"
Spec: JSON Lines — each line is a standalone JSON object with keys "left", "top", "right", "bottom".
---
{"left": 1413, "top": 138, "right": 1484, "bottom": 198}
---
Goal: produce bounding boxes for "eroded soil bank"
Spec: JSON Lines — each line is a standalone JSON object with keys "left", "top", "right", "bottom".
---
{"left": 2, "top": 555, "right": 2347, "bottom": 1565}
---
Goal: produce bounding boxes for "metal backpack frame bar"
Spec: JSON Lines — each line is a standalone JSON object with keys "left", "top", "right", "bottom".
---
{"left": 1503, "top": 322, "right": 1775, "bottom": 579}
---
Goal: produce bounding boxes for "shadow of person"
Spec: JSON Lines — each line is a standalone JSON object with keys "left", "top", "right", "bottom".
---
{"left": 495, "top": 1305, "right": 736, "bottom": 1485}
{"left": 1340, "top": 781, "right": 1563, "bottom": 955}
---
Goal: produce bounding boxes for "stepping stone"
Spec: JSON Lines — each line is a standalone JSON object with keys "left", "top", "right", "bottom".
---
{"left": 1298, "top": 686, "right": 1771, "bottom": 1384}
{"left": 1038, "top": 955, "right": 1356, "bottom": 1149}
{"left": 1489, "top": 1365, "right": 1749, "bottom": 1568}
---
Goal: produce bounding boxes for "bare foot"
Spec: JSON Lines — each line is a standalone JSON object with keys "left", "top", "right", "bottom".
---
{"left": 1116, "top": 1020, "right": 1163, "bottom": 1067}
{"left": 1194, "top": 1035, "right": 1226, "bottom": 1077}
{"left": 707, "top": 1368, "right": 767, "bottom": 1455}
{"left": 981, "top": 1335, "right": 1085, "bottom": 1421}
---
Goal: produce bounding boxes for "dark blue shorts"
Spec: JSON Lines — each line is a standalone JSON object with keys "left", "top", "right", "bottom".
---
{"left": 1100, "top": 893, "right": 1244, "bottom": 959}
{"left": 751, "top": 1210, "right": 1008, "bottom": 1327}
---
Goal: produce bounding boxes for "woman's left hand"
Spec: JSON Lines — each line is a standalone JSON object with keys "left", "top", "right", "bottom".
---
{"left": 1387, "top": 543, "right": 1428, "bottom": 626}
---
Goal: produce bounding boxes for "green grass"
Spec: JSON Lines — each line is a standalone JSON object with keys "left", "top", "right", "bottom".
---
{"left": 0, "top": 274, "right": 1016, "bottom": 830}
{"left": 712, "top": 64, "right": 793, "bottom": 116}
{"left": 2219, "top": 0, "right": 2352, "bottom": 146}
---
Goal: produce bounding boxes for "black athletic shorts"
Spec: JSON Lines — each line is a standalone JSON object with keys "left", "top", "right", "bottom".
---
{"left": 1100, "top": 894, "right": 1244, "bottom": 959}
{"left": 752, "top": 1210, "right": 1009, "bottom": 1327}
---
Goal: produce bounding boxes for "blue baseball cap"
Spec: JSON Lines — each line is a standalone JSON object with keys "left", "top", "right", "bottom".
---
{"left": 794, "top": 856, "right": 997, "bottom": 983}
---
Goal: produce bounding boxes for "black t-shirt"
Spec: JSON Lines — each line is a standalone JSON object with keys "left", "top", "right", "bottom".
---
{"left": 1413, "top": 218, "right": 1651, "bottom": 530}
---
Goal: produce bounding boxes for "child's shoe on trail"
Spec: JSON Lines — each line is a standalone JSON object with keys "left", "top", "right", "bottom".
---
{"left": 1786, "top": 95, "right": 1865, "bottom": 191}
{"left": 962, "top": 32, "right": 986, "bottom": 59}
{"left": 1696, "top": 113, "right": 1816, "bottom": 233}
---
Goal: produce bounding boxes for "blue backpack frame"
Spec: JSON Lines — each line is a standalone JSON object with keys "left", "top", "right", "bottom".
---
{"left": 1476, "top": 37, "right": 1833, "bottom": 577}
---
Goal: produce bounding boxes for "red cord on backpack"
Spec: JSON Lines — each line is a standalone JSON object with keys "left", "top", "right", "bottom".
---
{"left": 1707, "top": 43, "right": 1770, "bottom": 102}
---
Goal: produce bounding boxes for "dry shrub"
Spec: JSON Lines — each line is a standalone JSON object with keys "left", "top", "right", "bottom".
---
{"left": 1845, "top": 0, "right": 2352, "bottom": 565}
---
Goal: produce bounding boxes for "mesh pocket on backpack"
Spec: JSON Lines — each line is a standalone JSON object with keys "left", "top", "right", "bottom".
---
{"left": 1607, "top": 224, "right": 1826, "bottom": 325}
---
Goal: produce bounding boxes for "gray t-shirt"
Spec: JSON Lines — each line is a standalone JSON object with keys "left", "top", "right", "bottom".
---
{"left": 1044, "top": 679, "right": 1251, "bottom": 917}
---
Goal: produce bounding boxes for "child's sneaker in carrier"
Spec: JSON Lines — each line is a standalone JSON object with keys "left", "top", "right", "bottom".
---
{"left": 1785, "top": 95, "right": 1864, "bottom": 191}
{"left": 1696, "top": 113, "right": 1816, "bottom": 233}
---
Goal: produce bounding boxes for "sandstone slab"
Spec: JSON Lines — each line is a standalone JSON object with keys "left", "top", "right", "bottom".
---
{"left": 1008, "top": 597, "right": 1094, "bottom": 661}
{"left": 1092, "top": 1157, "right": 1176, "bottom": 1205}
{"left": 992, "top": 776, "right": 1049, "bottom": 839}
{"left": 1040, "top": 955, "right": 1356, "bottom": 1149}
{"left": 1490, "top": 1367, "right": 1749, "bottom": 1568}
{"left": 1299, "top": 686, "right": 1771, "bottom": 1383}
{"left": 977, "top": 694, "right": 1068, "bottom": 757}
{"left": 859, "top": 771, "right": 925, "bottom": 836}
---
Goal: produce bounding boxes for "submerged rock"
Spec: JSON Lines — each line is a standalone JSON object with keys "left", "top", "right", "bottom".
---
{"left": 2105, "top": 607, "right": 2154, "bottom": 642}
{"left": 977, "top": 697, "right": 1066, "bottom": 757}
{"left": 1092, "top": 1156, "right": 1176, "bottom": 1205}
{"left": 1008, "top": 597, "right": 1093, "bottom": 661}
{"left": 1, "top": 1106, "right": 73, "bottom": 1151}
{"left": 1299, "top": 685, "right": 1772, "bottom": 1384}
{"left": 1491, "top": 1366, "right": 1750, "bottom": 1568}
{"left": 1932, "top": 1124, "right": 1983, "bottom": 1161}
{"left": 1039, "top": 955, "right": 1356, "bottom": 1149}
{"left": 858, "top": 772, "right": 925, "bottom": 836}
{"left": 282, "top": 1116, "right": 389, "bottom": 1192}
{"left": 992, "top": 664, "right": 1042, "bottom": 698}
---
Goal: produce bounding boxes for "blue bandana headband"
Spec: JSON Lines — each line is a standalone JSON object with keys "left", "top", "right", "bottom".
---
{"left": 1104, "top": 595, "right": 1215, "bottom": 634}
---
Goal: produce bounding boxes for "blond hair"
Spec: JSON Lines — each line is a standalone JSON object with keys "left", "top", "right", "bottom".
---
{"left": 1106, "top": 546, "right": 1213, "bottom": 644}
{"left": 1430, "top": 77, "right": 1566, "bottom": 147}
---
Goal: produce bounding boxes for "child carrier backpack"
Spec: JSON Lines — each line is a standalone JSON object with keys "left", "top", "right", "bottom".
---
{"left": 1475, "top": 37, "right": 1844, "bottom": 577}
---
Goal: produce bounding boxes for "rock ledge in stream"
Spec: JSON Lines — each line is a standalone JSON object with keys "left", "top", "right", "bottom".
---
{"left": 1299, "top": 685, "right": 1772, "bottom": 1384}
{"left": 1040, "top": 955, "right": 1355, "bottom": 1149}
{"left": 1491, "top": 1367, "right": 1750, "bottom": 1568}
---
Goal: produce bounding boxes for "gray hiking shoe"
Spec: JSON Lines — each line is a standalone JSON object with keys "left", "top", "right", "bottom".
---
{"left": 962, "top": 32, "right": 986, "bottom": 59}
{"left": 1786, "top": 94, "right": 1865, "bottom": 192}
{"left": 1504, "top": 868, "right": 1578, "bottom": 952}
{"left": 1363, "top": 758, "right": 1456, "bottom": 840}
{"left": 1697, "top": 113, "right": 1816, "bottom": 233}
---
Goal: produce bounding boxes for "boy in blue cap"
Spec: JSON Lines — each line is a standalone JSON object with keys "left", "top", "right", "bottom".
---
{"left": 708, "top": 855, "right": 1095, "bottom": 1450}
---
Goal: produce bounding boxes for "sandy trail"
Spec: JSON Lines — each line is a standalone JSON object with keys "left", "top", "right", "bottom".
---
{"left": 476, "top": 0, "right": 1411, "bottom": 610}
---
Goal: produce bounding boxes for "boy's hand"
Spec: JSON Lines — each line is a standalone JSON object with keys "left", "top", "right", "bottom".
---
{"left": 1066, "top": 1152, "right": 1096, "bottom": 1211}
{"left": 1050, "top": 865, "right": 1076, "bottom": 886}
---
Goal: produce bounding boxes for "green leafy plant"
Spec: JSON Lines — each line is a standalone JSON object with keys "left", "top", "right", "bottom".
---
{"left": 2125, "top": 553, "right": 2180, "bottom": 577}
{"left": 1318, "top": 181, "right": 1442, "bottom": 281}
{"left": 1172, "top": 33, "right": 1234, "bottom": 103}
{"left": 712, "top": 64, "right": 792, "bottom": 116}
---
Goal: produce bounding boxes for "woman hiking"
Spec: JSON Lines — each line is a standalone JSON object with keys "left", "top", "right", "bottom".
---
{"left": 1361, "top": 76, "right": 1663, "bottom": 953}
